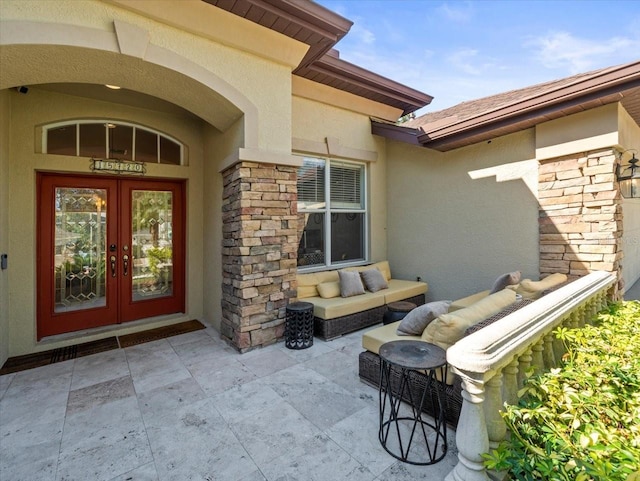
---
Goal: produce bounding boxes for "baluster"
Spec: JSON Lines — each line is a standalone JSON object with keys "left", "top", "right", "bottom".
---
{"left": 553, "top": 315, "right": 570, "bottom": 363}
{"left": 531, "top": 339, "right": 545, "bottom": 374}
{"left": 543, "top": 333, "right": 556, "bottom": 369}
{"left": 503, "top": 358, "right": 520, "bottom": 406}
{"left": 597, "top": 291, "right": 607, "bottom": 316}
{"left": 445, "top": 378, "right": 491, "bottom": 481}
{"left": 569, "top": 308, "right": 581, "bottom": 328}
{"left": 484, "top": 372, "right": 507, "bottom": 449}
{"left": 517, "top": 349, "right": 532, "bottom": 389}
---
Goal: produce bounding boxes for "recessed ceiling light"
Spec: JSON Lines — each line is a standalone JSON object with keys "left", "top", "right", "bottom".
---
{"left": 105, "top": 84, "right": 121, "bottom": 90}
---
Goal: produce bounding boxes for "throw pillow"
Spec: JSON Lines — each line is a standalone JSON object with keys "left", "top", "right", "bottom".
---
{"left": 422, "top": 289, "right": 517, "bottom": 350}
{"left": 317, "top": 281, "right": 341, "bottom": 299}
{"left": 338, "top": 270, "right": 366, "bottom": 297}
{"left": 517, "top": 273, "right": 568, "bottom": 299}
{"left": 396, "top": 300, "right": 452, "bottom": 336}
{"left": 360, "top": 268, "right": 389, "bottom": 293}
{"left": 490, "top": 271, "right": 521, "bottom": 294}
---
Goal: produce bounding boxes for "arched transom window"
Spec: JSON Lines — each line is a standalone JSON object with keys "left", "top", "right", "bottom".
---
{"left": 43, "top": 120, "right": 184, "bottom": 165}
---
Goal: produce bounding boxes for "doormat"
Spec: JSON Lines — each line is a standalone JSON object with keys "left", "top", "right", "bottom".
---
{"left": 117, "top": 320, "right": 206, "bottom": 348}
{"left": 0, "top": 336, "right": 119, "bottom": 375}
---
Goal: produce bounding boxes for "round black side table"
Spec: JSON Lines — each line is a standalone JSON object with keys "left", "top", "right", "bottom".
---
{"left": 378, "top": 340, "right": 448, "bottom": 465}
{"left": 284, "top": 301, "right": 314, "bottom": 349}
{"left": 382, "top": 301, "right": 417, "bottom": 325}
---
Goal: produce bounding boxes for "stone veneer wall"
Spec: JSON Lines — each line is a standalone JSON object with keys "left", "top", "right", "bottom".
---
{"left": 538, "top": 148, "right": 623, "bottom": 297}
{"left": 220, "top": 162, "right": 298, "bottom": 351}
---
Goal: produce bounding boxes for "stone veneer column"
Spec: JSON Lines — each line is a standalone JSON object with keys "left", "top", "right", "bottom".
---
{"left": 220, "top": 161, "right": 298, "bottom": 351}
{"left": 538, "top": 148, "right": 623, "bottom": 297}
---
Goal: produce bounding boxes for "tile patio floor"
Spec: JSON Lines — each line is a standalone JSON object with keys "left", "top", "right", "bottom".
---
{"left": 0, "top": 324, "right": 458, "bottom": 481}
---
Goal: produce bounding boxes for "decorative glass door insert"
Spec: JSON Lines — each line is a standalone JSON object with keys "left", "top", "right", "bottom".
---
{"left": 131, "top": 190, "right": 174, "bottom": 301}
{"left": 54, "top": 187, "right": 108, "bottom": 312}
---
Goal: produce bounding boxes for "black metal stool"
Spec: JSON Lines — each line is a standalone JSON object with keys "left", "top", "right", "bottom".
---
{"left": 378, "top": 340, "right": 448, "bottom": 465}
{"left": 285, "top": 301, "right": 314, "bottom": 349}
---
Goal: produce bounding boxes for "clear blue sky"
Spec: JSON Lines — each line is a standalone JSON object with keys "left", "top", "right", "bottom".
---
{"left": 315, "top": 0, "right": 640, "bottom": 115}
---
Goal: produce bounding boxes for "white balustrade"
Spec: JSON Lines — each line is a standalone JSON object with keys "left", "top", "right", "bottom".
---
{"left": 445, "top": 271, "right": 616, "bottom": 481}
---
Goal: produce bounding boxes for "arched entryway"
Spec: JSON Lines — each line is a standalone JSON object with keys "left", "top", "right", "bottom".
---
{"left": 0, "top": 19, "right": 262, "bottom": 353}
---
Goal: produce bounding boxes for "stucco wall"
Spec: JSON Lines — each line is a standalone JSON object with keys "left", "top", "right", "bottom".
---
{"left": 536, "top": 104, "right": 619, "bottom": 161}
{"left": 291, "top": 96, "right": 388, "bottom": 263}
{"left": 0, "top": 0, "right": 296, "bottom": 154}
{"left": 202, "top": 120, "right": 244, "bottom": 330}
{"left": 619, "top": 105, "right": 640, "bottom": 291}
{"left": 0, "top": 89, "right": 10, "bottom": 366}
{"left": 385, "top": 129, "right": 540, "bottom": 301}
{"left": 6, "top": 87, "right": 206, "bottom": 356}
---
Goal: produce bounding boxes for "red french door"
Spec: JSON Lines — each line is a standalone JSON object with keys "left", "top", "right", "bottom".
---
{"left": 37, "top": 173, "right": 185, "bottom": 339}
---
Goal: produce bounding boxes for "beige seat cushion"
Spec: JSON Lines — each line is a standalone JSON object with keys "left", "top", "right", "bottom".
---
{"left": 362, "top": 323, "right": 452, "bottom": 385}
{"left": 297, "top": 271, "right": 340, "bottom": 299}
{"left": 517, "top": 273, "right": 568, "bottom": 299}
{"left": 449, "top": 290, "right": 491, "bottom": 312}
{"left": 308, "top": 291, "right": 386, "bottom": 319}
{"left": 383, "top": 279, "right": 428, "bottom": 303}
{"left": 362, "top": 321, "right": 421, "bottom": 354}
{"left": 422, "top": 289, "right": 517, "bottom": 351}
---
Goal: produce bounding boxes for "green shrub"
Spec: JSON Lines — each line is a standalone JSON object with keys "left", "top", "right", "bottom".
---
{"left": 484, "top": 300, "right": 640, "bottom": 481}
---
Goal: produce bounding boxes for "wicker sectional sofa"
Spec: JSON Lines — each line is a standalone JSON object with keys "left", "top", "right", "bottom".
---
{"left": 296, "top": 261, "right": 428, "bottom": 340}
{"left": 358, "top": 272, "right": 569, "bottom": 426}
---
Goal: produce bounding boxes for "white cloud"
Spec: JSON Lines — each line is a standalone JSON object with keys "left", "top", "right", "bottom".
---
{"left": 447, "top": 48, "right": 481, "bottom": 75}
{"left": 350, "top": 23, "right": 376, "bottom": 45}
{"left": 526, "top": 31, "right": 637, "bottom": 73}
{"left": 437, "top": 1, "right": 474, "bottom": 23}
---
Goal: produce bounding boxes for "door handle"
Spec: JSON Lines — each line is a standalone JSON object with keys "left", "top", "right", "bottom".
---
{"left": 123, "top": 254, "right": 129, "bottom": 276}
{"left": 110, "top": 255, "right": 117, "bottom": 277}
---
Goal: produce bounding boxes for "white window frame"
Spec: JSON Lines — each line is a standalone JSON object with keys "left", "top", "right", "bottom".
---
{"left": 42, "top": 120, "right": 184, "bottom": 165}
{"left": 297, "top": 155, "right": 369, "bottom": 271}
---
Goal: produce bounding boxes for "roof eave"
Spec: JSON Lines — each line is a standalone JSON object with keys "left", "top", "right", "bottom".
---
{"left": 418, "top": 60, "right": 640, "bottom": 151}
{"left": 296, "top": 53, "right": 433, "bottom": 116}
{"left": 371, "top": 119, "right": 422, "bottom": 145}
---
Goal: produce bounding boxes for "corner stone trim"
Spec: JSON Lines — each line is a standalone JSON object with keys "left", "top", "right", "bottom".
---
{"left": 538, "top": 148, "right": 623, "bottom": 296}
{"left": 220, "top": 161, "right": 298, "bottom": 351}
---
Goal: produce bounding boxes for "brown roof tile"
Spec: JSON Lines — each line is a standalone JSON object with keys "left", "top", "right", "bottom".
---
{"left": 406, "top": 67, "right": 611, "bottom": 131}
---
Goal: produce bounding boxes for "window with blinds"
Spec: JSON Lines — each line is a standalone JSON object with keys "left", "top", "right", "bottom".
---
{"left": 330, "top": 162, "right": 363, "bottom": 209}
{"left": 296, "top": 156, "right": 366, "bottom": 268}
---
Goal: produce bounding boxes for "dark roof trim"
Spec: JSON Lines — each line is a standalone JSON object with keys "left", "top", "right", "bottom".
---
{"left": 370, "top": 119, "right": 421, "bottom": 145}
{"left": 417, "top": 61, "right": 640, "bottom": 150}
{"left": 296, "top": 51, "right": 433, "bottom": 116}
{"left": 207, "top": 0, "right": 432, "bottom": 115}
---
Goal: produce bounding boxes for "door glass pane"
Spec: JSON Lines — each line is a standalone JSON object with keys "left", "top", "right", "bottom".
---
{"left": 54, "top": 188, "right": 107, "bottom": 312}
{"left": 132, "top": 190, "right": 173, "bottom": 301}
